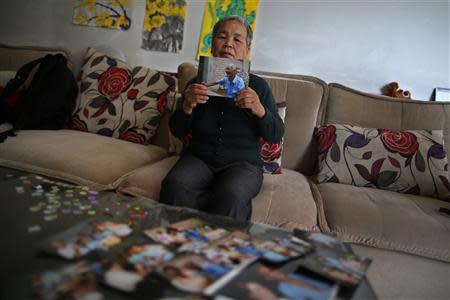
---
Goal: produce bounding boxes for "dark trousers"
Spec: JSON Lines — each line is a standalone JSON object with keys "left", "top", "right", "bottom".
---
{"left": 159, "top": 155, "right": 263, "bottom": 221}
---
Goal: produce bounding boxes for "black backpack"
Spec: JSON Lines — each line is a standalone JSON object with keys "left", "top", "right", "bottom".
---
{"left": 0, "top": 53, "right": 78, "bottom": 131}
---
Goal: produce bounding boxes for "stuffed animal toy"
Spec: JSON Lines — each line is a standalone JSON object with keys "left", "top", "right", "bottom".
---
{"left": 381, "top": 82, "right": 411, "bottom": 99}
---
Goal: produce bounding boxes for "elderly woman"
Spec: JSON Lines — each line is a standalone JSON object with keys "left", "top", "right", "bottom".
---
{"left": 160, "top": 15, "right": 284, "bottom": 221}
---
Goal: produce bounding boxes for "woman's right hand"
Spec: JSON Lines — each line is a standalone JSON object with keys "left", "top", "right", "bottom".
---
{"left": 182, "top": 83, "right": 209, "bottom": 115}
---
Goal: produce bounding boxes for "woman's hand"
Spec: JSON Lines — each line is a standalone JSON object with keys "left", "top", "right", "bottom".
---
{"left": 235, "top": 87, "right": 266, "bottom": 118}
{"left": 183, "top": 83, "right": 209, "bottom": 115}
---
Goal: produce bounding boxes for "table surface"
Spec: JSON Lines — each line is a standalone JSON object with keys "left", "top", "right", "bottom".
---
{"left": 0, "top": 167, "right": 377, "bottom": 300}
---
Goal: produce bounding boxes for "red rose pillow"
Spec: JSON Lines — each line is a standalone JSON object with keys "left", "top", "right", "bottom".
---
{"left": 316, "top": 124, "right": 450, "bottom": 201}
{"left": 260, "top": 105, "right": 286, "bottom": 174}
{"left": 71, "top": 48, "right": 176, "bottom": 144}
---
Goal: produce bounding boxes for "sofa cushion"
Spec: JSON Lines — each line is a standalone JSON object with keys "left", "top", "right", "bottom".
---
{"left": 316, "top": 182, "right": 450, "bottom": 262}
{"left": 0, "top": 130, "right": 168, "bottom": 189}
{"left": 0, "top": 70, "right": 16, "bottom": 86}
{"left": 252, "top": 169, "right": 319, "bottom": 231}
{"left": 351, "top": 244, "right": 450, "bottom": 299}
{"left": 316, "top": 124, "right": 450, "bottom": 201}
{"left": 116, "top": 156, "right": 179, "bottom": 200}
{"left": 71, "top": 47, "right": 176, "bottom": 144}
{"left": 117, "top": 158, "right": 319, "bottom": 231}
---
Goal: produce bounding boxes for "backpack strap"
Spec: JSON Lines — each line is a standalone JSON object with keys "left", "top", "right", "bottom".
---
{"left": 21, "top": 63, "right": 41, "bottom": 90}
{"left": 1, "top": 57, "right": 44, "bottom": 98}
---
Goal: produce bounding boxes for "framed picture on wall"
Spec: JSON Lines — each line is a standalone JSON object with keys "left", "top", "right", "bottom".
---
{"left": 434, "top": 87, "right": 450, "bottom": 101}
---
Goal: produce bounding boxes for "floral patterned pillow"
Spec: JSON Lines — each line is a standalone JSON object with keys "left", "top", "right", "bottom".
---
{"left": 71, "top": 48, "right": 176, "bottom": 144}
{"left": 316, "top": 124, "right": 450, "bottom": 201}
{"left": 260, "top": 105, "right": 286, "bottom": 174}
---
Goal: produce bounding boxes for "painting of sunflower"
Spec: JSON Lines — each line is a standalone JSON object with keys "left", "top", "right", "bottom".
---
{"left": 142, "top": 0, "right": 186, "bottom": 53}
{"left": 73, "top": 0, "right": 132, "bottom": 30}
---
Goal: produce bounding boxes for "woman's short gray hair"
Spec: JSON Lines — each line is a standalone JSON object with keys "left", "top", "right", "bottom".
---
{"left": 212, "top": 15, "right": 253, "bottom": 48}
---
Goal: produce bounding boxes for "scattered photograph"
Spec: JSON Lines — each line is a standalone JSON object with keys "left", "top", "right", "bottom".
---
{"left": 99, "top": 242, "right": 174, "bottom": 292}
{"left": 43, "top": 220, "right": 132, "bottom": 260}
{"left": 293, "top": 230, "right": 351, "bottom": 254}
{"left": 198, "top": 56, "right": 250, "bottom": 99}
{"left": 144, "top": 218, "right": 229, "bottom": 248}
{"left": 297, "top": 252, "right": 371, "bottom": 287}
{"left": 32, "top": 260, "right": 104, "bottom": 300}
{"left": 251, "top": 238, "right": 304, "bottom": 264}
{"left": 123, "top": 244, "right": 174, "bottom": 275}
{"left": 199, "top": 231, "right": 258, "bottom": 268}
{"left": 158, "top": 253, "right": 232, "bottom": 294}
{"left": 280, "top": 236, "right": 314, "bottom": 257}
{"left": 213, "top": 262, "right": 338, "bottom": 300}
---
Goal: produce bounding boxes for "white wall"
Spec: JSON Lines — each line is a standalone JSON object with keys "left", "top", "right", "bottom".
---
{"left": 0, "top": 0, "right": 448, "bottom": 100}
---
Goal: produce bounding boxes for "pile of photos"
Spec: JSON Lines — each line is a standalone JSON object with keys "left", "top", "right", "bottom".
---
{"left": 34, "top": 216, "right": 371, "bottom": 300}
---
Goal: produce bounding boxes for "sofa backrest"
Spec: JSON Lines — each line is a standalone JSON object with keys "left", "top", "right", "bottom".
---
{"left": 253, "top": 71, "right": 328, "bottom": 174}
{"left": 177, "top": 63, "right": 328, "bottom": 175}
{"left": 325, "top": 83, "right": 450, "bottom": 176}
{"left": 0, "top": 44, "right": 73, "bottom": 71}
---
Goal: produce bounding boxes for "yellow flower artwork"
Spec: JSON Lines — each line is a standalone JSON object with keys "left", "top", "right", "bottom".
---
{"left": 73, "top": 0, "right": 132, "bottom": 30}
{"left": 197, "top": 0, "right": 259, "bottom": 60}
{"left": 142, "top": 0, "right": 186, "bottom": 53}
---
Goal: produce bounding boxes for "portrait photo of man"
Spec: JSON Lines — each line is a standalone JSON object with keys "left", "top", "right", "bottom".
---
{"left": 205, "top": 63, "right": 245, "bottom": 98}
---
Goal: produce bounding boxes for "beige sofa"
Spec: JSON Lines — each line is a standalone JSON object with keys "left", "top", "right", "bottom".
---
{"left": 0, "top": 45, "right": 449, "bottom": 299}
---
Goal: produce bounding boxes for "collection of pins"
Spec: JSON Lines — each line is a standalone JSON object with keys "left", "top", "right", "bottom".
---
{"left": 9, "top": 174, "right": 152, "bottom": 233}
{"left": 124, "top": 204, "right": 150, "bottom": 226}
{"left": 12, "top": 175, "right": 101, "bottom": 233}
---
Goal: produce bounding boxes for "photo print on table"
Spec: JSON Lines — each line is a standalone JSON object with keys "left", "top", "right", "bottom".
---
{"left": 196, "top": 231, "right": 259, "bottom": 269}
{"left": 296, "top": 252, "right": 372, "bottom": 288}
{"left": 198, "top": 56, "right": 250, "bottom": 99}
{"left": 250, "top": 236, "right": 310, "bottom": 264}
{"left": 293, "top": 229, "right": 352, "bottom": 254}
{"left": 158, "top": 253, "right": 242, "bottom": 295}
{"left": 98, "top": 240, "right": 175, "bottom": 293}
{"left": 211, "top": 262, "right": 339, "bottom": 300}
{"left": 199, "top": 231, "right": 311, "bottom": 267}
{"left": 293, "top": 230, "right": 371, "bottom": 287}
{"left": 42, "top": 220, "right": 132, "bottom": 260}
{"left": 144, "top": 218, "right": 229, "bottom": 248}
{"left": 32, "top": 260, "right": 104, "bottom": 300}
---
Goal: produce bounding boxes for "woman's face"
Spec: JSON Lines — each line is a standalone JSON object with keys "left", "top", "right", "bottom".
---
{"left": 211, "top": 20, "right": 249, "bottom": 60}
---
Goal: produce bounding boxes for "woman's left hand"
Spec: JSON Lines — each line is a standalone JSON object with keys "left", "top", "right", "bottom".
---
{"left": 235, "top": 87, "right": 266, "bottom": 118}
